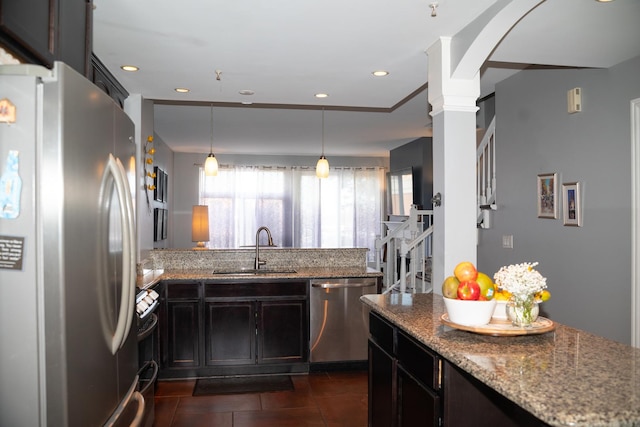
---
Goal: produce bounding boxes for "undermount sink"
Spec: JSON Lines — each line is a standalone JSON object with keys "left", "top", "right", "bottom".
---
{"left": 211, "top": 268, "right": 297, "bottom": 276}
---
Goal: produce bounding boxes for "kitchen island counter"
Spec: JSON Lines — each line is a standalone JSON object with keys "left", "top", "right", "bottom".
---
{"left": 361, "top": 292, "right": 640, "bottom": 427}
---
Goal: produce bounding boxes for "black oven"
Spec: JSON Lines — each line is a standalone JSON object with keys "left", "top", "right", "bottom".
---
{"left": 136, "top": 285, "right": 161, "bottom": 427}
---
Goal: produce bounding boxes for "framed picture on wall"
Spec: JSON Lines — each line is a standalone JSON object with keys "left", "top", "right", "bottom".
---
{"left": 153, "top": 208, "right": 163, "bottom": 241}
{"left": 162, "top": 171, "right": 168, "bottom": 203}
{"left": 562, "top": 182, "right": 582, "bottom": 226}
{"left": 154, "top": 167, "right": 162, "bottom": 202}
{"left": 162, "top": 208, "right": 168, "bottom": 239}
{"left": 537, "top": 173, "right": 558, "bottom": 219}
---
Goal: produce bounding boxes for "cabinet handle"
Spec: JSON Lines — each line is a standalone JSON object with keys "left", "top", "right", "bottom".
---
{"left": 311, "top": 281, "right": 376, "bottom": 289}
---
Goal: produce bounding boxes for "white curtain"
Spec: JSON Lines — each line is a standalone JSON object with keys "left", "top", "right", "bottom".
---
{"left": 200, "top": 165, "right": 385, "bottom": 261}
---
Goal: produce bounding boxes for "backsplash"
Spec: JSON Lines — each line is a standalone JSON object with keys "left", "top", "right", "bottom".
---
{"left": 143, "top": 248, "right": 369, "bottom": 271}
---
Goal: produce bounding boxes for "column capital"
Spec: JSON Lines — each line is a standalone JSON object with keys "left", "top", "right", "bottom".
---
{"left": 427, "top": 37, "right": 480, "bottom": 116}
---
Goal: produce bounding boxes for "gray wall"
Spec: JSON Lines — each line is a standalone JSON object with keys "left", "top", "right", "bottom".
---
{"left": 390, "top": 137, "right": 433, "bottom": 210}
{"left": 477, "top": 55, "right": 640, "bottom": 344}
{"left": 150, "top": 134, "right": 174, "bottom": 249}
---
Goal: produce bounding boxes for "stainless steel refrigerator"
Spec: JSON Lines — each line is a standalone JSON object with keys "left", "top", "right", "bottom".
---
{"left": 0, "top": 62, "right": 142, "bottom": 426}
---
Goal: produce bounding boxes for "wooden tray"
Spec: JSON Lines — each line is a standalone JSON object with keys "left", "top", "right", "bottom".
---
{"left": 440, "top": 313, "right": 556, "bottom": 336}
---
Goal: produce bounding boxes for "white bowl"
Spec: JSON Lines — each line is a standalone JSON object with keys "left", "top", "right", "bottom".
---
{"left": 443, "top": 297, "right": 497, "bottom": 326}
{"left": 492, "top": 300, "right": 509, "bottom": 320}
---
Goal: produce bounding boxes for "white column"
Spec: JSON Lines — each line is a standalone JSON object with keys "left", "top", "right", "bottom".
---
{"left": 426, "top": 1, "right": 544, "bottom": 290}
{"left": 428, "top": 37, "right": 480, "bottom": 290}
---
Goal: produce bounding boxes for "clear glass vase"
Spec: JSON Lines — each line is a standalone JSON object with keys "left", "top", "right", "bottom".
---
{"left": 506, "top": 294, "right": 539, "bottom": 327}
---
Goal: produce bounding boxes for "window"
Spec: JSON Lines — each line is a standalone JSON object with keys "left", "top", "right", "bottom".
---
{"left": 199, "top": 165, "right": 385, "bottom": 262}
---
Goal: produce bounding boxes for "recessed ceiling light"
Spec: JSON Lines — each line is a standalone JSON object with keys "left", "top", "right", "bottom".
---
{"left": 372, "top": 70, "right": 389, "bottom": 77}
{"left": 315, "top": 93, "right": 329, "bottom": 98}
{"left": 120, "top": 65, "right": 139, "bottom": 72}
{"left": 175, "top": 88, "right": 190, "bottom": 93}
{"left": 239, "top": 89, "right": 255, "bottom": 96}
{"left": 595, "top": 0, "right": 614, "bottom": 2}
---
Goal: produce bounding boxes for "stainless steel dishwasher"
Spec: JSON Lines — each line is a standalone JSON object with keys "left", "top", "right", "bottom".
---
{"left": 310, "top": 277, "right": 379, "bottom": 363}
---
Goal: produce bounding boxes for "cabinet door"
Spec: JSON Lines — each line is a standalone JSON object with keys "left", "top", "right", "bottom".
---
{"left": 57, "top": 0, "right": 91, "bottom": 74}
{"left": 443, "top": 361, "right": 549, "bottom": 427}
{"left": 258, "top": 300, "right": 307, "bottom": 364}
{"left": 0, "top": 0, "right": 55, "bottom": 64}
{"left": 397, "top": 367, "right": 440, "bottom": 427}
{"left": 0, "top": 0, "right": 90, "bottom": 74}
{"left": 166, "top": 300, "right": 200, "bottom": 368}
{"left": 163, "top": 282, "right": 201, "bottom": 369}
{"left": 369, "top": 340, "right": 395, "bottom": 427}
{"left": 204, "top": 301, "right": 255, "bottom": 365}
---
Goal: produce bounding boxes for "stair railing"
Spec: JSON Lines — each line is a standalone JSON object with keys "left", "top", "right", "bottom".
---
{"left": 477, "top": 116, "right": 496, "bottom": 228}
{"left": 375, "top": 207, "right": 434, "bottom": 294}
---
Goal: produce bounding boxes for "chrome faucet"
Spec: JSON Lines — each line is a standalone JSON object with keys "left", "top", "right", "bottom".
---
{"left": 254, "top": 226, "right": 274, "bottom": 270}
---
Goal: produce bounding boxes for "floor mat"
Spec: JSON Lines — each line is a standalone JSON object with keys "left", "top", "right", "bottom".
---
{"left": 193, "top": 375, "right": 294, "bottom": 396}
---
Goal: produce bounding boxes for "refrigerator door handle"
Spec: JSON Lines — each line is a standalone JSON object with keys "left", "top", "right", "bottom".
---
{"left": 129, "top": 391, "right": 146, "bottom": 427}
{"left": 103, "top": 154, "right": 137, "bottom": 354}
{"left": 115, "top": 155, "right": 137, "bottom": 350}
{"left": 103, "top": 377, "right": 145, "bottom": 427}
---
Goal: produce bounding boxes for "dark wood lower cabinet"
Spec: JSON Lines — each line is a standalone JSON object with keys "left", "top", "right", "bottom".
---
{"left": 205, "top": 301, "right": 255, "bottom": 366}
{"left": 160, "top": 280, "right": 309, "bottom": 378}
{"left": 443, "top": 361, "right": 550, "bottom": 427}
{"left": 167, "top": 300, "right": 200, "bottom": 368}
{"left": 368, "top": 311, "right": 550, "bottom": 427}
{"left": 163, "top": 282, "right": 201, "bottom": 369}
{"left": 259, "top": 300, "right": 307, "bottom": 363}
{"left": 368, "top": 312, "right": 441, "bottom": 427}
{"left": 368, "top": 340, "right": 395, "bottom": 427}
{"left": 397, "top": 367, "right": 440, "bottom": 427}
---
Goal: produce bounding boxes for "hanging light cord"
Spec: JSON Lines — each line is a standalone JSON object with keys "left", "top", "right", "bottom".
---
{"left": 210, "top": 104, "right": 214, "bottom": 154}
{"left": 321, "top": 108, "right": 325, "bottom": 156}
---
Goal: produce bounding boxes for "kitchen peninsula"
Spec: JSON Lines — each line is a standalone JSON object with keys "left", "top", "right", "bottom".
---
{"left": 138, "top": 248, "right": 382, "bottom": 379}
{"left": 362, "top": 293, "right": 640, "bottom": 427}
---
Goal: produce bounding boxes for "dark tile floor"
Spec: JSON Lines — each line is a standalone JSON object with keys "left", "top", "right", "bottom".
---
{"left": 152, "top": 371, "right": 368, "bottom": 427}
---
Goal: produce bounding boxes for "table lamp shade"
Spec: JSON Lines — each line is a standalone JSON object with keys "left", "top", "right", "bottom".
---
{"left": 192, "top": 205, "right": 210, "bottom": 245}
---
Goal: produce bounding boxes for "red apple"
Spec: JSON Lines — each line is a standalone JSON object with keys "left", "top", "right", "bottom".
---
{"left": 457, "top": 281, "right": 481, "bottom": 300}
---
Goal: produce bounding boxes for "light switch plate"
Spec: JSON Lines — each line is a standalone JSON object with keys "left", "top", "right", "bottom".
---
{"left": 502, "top": 235, "right": 513, "bottom": 249}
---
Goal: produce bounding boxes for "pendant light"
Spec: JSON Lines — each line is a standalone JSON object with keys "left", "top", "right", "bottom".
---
{"left": 204, "top": 104, "right": 219, "bottom": 176}
{"left": 316, "top": 108, "right": 329, "bottom": 178}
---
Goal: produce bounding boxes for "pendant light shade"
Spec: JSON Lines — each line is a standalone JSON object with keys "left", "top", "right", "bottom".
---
{"left": 205, "top": 153, "right": 218, "bottom": 176}
{"left": 316, "top": 156, "right": 329, "bottom": 178}
{"left": 316, "top": 108, "right": 329, "bottom": 178}
{"left": 205, "top": 104, "right": 218, "bottom": 177}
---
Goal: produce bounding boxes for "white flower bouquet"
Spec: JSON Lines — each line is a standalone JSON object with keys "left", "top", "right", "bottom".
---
{"left": 493, "top": 262, "right": 547, "bottom": 299}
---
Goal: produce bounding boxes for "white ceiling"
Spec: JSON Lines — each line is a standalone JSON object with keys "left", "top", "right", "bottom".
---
{"left": 93, "top": 0, "right": 640, "bottom": 158}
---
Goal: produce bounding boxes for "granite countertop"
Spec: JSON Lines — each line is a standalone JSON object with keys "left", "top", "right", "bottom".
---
{"left": 361, "top": 293, "right": 640, "bottom": 427}
{"left": 138, "top": 267, "right": 382, "bottom": 289}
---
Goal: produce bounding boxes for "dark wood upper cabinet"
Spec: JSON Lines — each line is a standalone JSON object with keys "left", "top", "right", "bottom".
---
{"left": 0, "top": 0, "right": 91, "bottom": 76}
